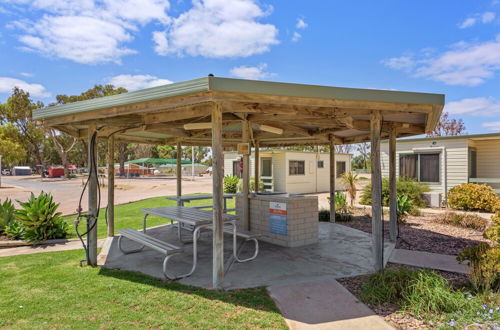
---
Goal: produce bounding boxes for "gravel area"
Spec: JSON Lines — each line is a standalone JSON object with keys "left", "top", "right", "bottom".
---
{"left": 338, "top": 263, "right": 470, "bottom": 329}
{"left": 339, "top": 208, "right": 490, "bottom": 255}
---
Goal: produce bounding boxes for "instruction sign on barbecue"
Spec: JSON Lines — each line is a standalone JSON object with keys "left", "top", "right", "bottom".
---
{"left": 269, "top": 202, "right": 287, "bottom": 235}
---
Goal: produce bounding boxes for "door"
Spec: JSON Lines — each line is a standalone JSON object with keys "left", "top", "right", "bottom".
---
{"left": 261, "top": 157, "right": 273, "bottom": 191}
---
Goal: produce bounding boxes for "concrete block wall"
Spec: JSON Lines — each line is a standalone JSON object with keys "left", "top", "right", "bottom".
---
{"left": 236, "top": 194, "right": 319, "bottom": 247}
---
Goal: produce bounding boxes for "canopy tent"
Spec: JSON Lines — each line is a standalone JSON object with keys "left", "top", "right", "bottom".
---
{"left": 126, "top": 158, "right": 191, "bottom": 165}
{"left": 159, "top": 163, "right": 206, "bottom": 168}
{"left": 33, "top": 76, "right": 445, "bottom": 289}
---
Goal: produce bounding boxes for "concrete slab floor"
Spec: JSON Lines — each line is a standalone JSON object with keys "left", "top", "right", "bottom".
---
{"left": 102, "top": 222, "right": 395, "bottom": 290}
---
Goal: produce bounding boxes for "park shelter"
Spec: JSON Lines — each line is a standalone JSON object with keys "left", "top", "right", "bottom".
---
{"left": 33, "top": 76, "right": 444, "bottom": 289}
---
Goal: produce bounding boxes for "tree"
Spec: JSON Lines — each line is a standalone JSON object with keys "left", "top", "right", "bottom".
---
{"left": 334, "top": 144, "right": 353, "bottom": 154}
{"left": 53, "top": 84, "right": 129, "bottom": 171}
{"left": 356, "top": 142, "right": 371, "bottom": 170}
{"left": 0, "top": 87, "right": 45, "bottom": 170}
{"left": 427, "top": 112, "right": 466, "bottom": 137}
{"left": 0, "top": 124, "right": 26, "bottom": 168}
{"left": 116, "top": 143, "right": 135, "bottom": 176}
{"left": 47, "top": 129, "right": 77, "bottom": 178}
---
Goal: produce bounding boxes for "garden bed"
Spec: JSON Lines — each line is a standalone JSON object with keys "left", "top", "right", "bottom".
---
{"left": 341, "top": 208, "right": 490, "bottom": 255}
{"left": 338, "top": 263, "right": 496, "bottom": 329}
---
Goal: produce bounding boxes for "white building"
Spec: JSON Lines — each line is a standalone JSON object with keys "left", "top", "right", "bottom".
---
{"left": 224, "top": 150, "right": 352, "bottom": 194}
{"left": 381, "top": 132, "right": 500, "bottom": 206}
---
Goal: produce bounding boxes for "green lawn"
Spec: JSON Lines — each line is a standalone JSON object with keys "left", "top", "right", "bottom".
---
{"left": 0, "top": 249, "right": 286, "bottom": 329}
{"left": 63, "top": 195, "right": 235, "bottom": 239}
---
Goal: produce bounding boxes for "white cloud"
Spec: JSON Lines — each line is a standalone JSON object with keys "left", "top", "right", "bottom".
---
{"left": 459, "top": 11, "right": 496, "bottom": 28}
{"left": 483, "top": 121, "right": 500, "bottom": 131}
{"left": 20, "top": 72, "right": 33, "bottom": 77}
{"left": 153, "top": 0, "right": 278, "bottom": 58}
{"left": 445, "top": 97, "right": 500, "bottom": 116}
{"left": 459, "top": 17, "right": 477, "bottom": 29}
{"left": 383, "top": 35, "right": 500, "bottom": 86}
{"left": 0, "top": 77, "right": 50, "bottom": 98}
{"left": 291, "top": 31, "right": 301, "bottom": 42}
{"left": 482, "top": 11, "right": 496, "bottom": 23}
{"left": 107, "top": 74, "right": 173, "bottom": 91}
{"left": 4, "top": 0, "right": 170, "bottom": 64}
{"left": 230, "top": 63, "right": 274, "bottom": 80}
{"left": 296, "top": 18, "right": 307, "bottom": 29}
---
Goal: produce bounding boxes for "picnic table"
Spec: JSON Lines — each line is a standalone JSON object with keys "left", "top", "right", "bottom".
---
{"left": 166, "top": 194, "right": 236, "bottom": 212}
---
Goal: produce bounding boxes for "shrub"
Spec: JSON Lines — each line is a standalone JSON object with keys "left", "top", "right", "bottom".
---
{"left": 237, "top": 178, "right": 264, "bottom": 192}
{"left": 457, "top": 243, "right": 500, "bottom": 293}
{"left": 15, "top": 192, "right": 68, "bottom": 242}
{"left": 223, "top": 175, "right": 239, "bottom": 193}
{"left": 360, "top": 177, "right": 429, "bottom": 208}
{"left": 361, "top": 268, "right": 468, "bottom": 317}
{"left": 0, "top": 199, "right": 15, "bottom": 232}
{"left": 484, "top": 212, "right": 500, "bottom": 243}
{"left": 433, "top": 212, "right": 489, "bottom": 231}
{"left": 318, "top": 209, "right": 353, "bottom": 222}
{"left": 334, "top": 191, "right": 349, "bottom": 214}
{"left": 447, "top": 183, "right": 500, "bottom": 213}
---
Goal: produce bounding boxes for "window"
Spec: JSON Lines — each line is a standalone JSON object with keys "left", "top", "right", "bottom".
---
{"left": 336, "top": 161, "right": 346, "bottom": 178}
{"left": 289, "top": 160, "right": 305, "bottom": 175}
{"left": 317, "top": 160, "right": 324, "bottom": 168}
{"left": 399, "top": 153, "right": 440, "bottom": 183}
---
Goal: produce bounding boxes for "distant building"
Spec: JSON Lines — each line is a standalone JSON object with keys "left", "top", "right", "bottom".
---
{"left": 381, "top": 132, "right": 500, "bottom": 206}
{"left": 224, "top": 150, "right": 352, "bottom": 194}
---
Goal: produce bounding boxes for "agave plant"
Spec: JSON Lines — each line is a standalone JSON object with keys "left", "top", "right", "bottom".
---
{"left": 15, "top": 192, "right": 68, "bottom": 242}
{"left": 341, "top": 172, "right": 359, "bottom": 207}
{"left": 0, "top": 198, "right": 16, "bottom": 232}
{"left": 396, "top": 195, "right": 413, "bottom": 224}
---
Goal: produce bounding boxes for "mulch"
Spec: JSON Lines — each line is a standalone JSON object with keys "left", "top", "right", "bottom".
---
{"left": 337, "top": 263, "right": 470, "bottom": 329}
{"left": 340, "top": 208, "right": 490, "bottom": 255}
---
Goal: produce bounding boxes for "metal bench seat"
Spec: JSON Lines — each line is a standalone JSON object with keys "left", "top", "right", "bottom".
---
{"left": 118, "top": 228, "right": 193, "bottom": 280}
{"left": 222, "top": 225, "right": 260, "bottom": 263}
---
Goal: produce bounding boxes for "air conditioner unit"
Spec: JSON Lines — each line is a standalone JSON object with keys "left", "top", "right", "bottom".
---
{"left": 422, "top": 192, "right": 442, "bottom": 208}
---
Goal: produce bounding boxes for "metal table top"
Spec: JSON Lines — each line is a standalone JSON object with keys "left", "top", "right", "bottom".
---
{"left": 142, "top": 206, "right": 237, "bottom": 227}
{"left": 166, "top": 194, "right": 236, "bottom": 202}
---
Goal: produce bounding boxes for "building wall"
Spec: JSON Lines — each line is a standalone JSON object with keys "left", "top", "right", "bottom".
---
{"left": 223, "top": 151, "right": 352, "bottom": 194}
{"left": 381, "top": 138, "right": 469, "bottom": 194}
{"left": 470, "top": 139, "right": 500, "bottom": 190}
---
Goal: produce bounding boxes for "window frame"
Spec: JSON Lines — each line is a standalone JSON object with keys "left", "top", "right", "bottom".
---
{"left": 317, "top": 160, "right": 324, "bottom": 169}
{"left": 336, "top": 161, "right": 347, "bottom": 178}
{"left": 289, "top": 160, "right": 305, "bottom": 176}
{"left": 399, "top": 152, "right": 441, "bottom": 184}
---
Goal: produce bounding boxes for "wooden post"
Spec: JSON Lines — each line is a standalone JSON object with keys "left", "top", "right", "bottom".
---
{"left": 389, "top": 125, "right": 398, "bottom": 242}
{"left": 87, "top": 124, "right": 98, "bottom": 266}
{"left": 371, "top": 111, "right": 384, "bottom": 271}
{"left": 329, "top": 135, "right": 336, "bottom": 222}
{"left": 212, "top": 103, "right": 224, "bottom": 289}
{"left": 107, "top": 135, "right": 115, "bottom": 237}
{"left": 176, "top": 142, "right": 182, "bottom": 205}
{"left": 242, "top": 119, "right": 250, "bottom": 230}
{"left": 254, "top": 141, "right": 260, "bottom": 193}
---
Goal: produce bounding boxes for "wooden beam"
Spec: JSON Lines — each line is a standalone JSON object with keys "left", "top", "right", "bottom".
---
{"left": 211, "top": 103, "right": 224, "bottom": 289}
{"left": 329, "top": 135, "right": 336, "bottom": 222}
{"left": 258, "top": 124, "right": 283, "bottom": 135}
{"left": 254, "top": 141, "right": 260, "bottom": 193}
{"left": 184, "top": 122, "right": 212, "bottom": 130}
{"left": 371, "top": 111, "right": 384, "bottom": 271}
{"left": 144, "top": 107, "right": 211, "bottom": 124}
{"left": 242, "top": 120, "right": 250, "bottom": 231}
{"left": 176, "top": 142, "right": 182, "bottom": 204}
{"left": 389, "top": 125, "right": 398, "bottom": 242}
{"left": 87, "top": 123, "right": 98, "bottom": 266}
{"left": 107, "top": 135, "right": 115, "bottom": 237}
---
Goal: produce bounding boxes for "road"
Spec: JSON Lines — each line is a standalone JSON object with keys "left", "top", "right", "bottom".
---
{"left": 0, "top": 176, "right": 213, "bottom": 215}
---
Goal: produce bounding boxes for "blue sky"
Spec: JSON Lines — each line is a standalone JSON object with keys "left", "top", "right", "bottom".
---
{"left": 0, "top": 0, "right": 499, "bottom": 134}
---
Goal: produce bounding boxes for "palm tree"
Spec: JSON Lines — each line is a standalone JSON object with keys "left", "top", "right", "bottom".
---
{"left": 341, "top": 172, "right": 359, "bottom": 207}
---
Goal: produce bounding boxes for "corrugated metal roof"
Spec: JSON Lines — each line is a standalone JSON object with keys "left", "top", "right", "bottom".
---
{"left": 381, "top": 132, "right": 500, "bottom": 143}
{"left": 33, "top": 76, "right": 445, "bottom": 120}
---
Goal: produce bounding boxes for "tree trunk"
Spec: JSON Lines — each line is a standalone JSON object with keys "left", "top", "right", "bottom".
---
{"left": 62, "top": 153, "right": 69, "bottom": 179}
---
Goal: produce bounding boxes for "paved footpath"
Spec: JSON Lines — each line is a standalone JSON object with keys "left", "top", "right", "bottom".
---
{"left": 268, "top": 279, "right": 394, "bottom": 330}
{"left": 389, "top": 248, "right": 468, "bottom": 274}
{"left": 0, "top": 239, "right": 105, "bottom": 257}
